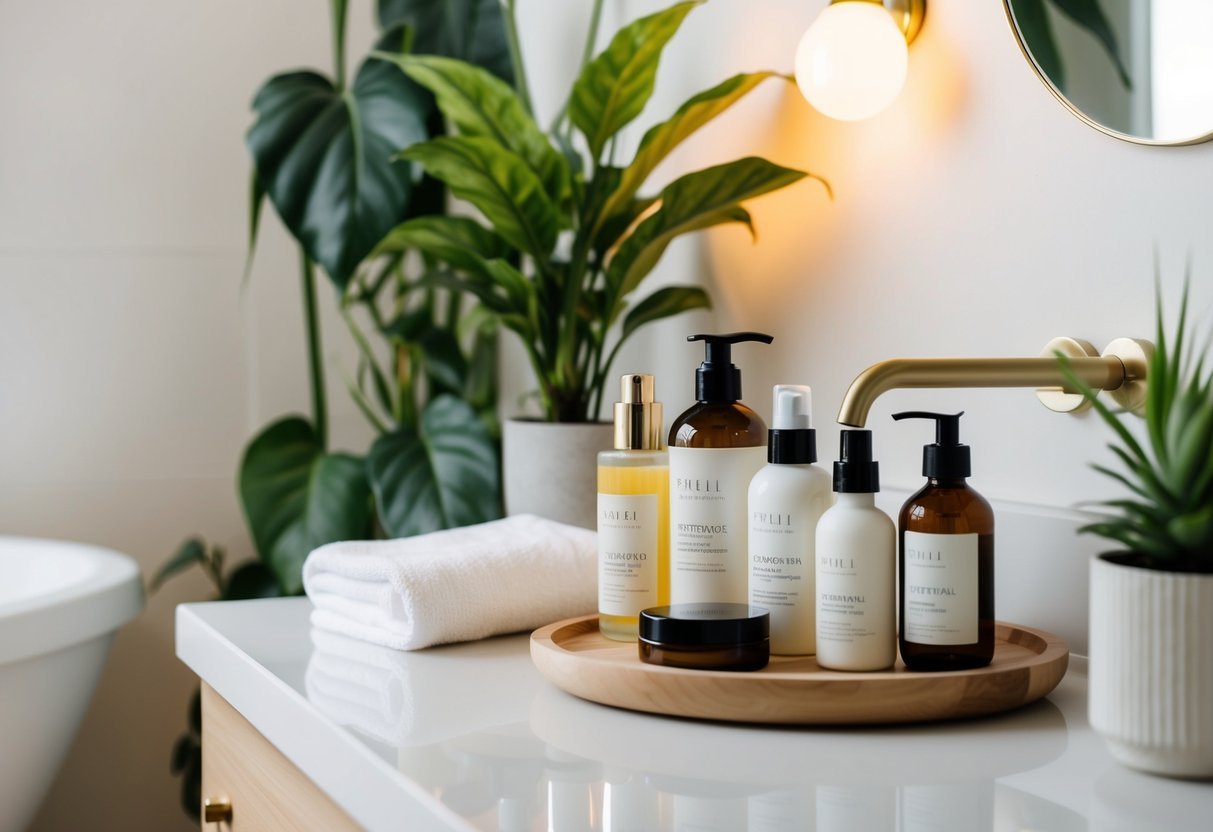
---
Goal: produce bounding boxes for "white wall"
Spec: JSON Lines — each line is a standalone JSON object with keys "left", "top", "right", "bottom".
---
{"left": 2, "top": 0, "right": 1210, "bottom": 830}
{"left": 1, "top": 2, "right": 379, "bottom": 829}
{"left": 602, "top": 0, "right": 1212, "bottom": 514}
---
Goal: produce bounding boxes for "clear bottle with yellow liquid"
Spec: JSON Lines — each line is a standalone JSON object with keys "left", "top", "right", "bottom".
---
{"left": 597, "top": 374, "right": 670, "bottom": 641}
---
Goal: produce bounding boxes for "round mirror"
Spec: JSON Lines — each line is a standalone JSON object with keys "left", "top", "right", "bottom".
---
{"left": 1003, "top": 0, "right": 1213, "bottom": 145}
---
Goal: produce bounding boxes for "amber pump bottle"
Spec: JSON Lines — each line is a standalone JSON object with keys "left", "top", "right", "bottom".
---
{"left": 893, "top": 411, "right": 994, "bottom": 671}
{"left": 668, "top": 332, "right": 774, "bottom": 605}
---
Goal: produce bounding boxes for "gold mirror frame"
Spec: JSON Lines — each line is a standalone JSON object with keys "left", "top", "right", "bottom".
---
{"left": 1001, "top": 0, "right": 1213, "bottom": 147}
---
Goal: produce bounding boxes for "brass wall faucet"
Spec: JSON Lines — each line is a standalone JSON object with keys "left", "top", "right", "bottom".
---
{"left": 836, "top": 337, "right": 1153, "bottom": 427}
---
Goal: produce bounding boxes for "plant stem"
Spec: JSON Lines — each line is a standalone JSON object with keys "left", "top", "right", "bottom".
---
{"left": 342, "top": 307, "right": 396, "bottom": 426}
{"left": 301, "top": 251, "right": 328, "bottom": 448}
{"left": 579, "top": 0, "right": 606, "bottom": 69}
{"left": 330, "top": 0, "right": 348, "bottom": 90}
{"left": 550, "top": 0, "right": 607, "bottom": 134}
{"left": 504, "top": 0, "right": 535, "bottom": 115}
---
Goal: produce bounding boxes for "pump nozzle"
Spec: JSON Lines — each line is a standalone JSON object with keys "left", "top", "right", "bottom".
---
{"left": 833, "top": 429, "right": 879, "bottom": 493}
{"left": 768, "top": 385, "right": 816, "bottom": 464}
{"left": 687, "top": 332, "right": 774, "bottom": 402}
{"left": 892, "top": 411, "right": 971, "bottom": 479}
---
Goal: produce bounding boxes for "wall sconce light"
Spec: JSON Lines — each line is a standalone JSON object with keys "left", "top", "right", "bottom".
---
{"left": 794, "top": 0, "right": 927, "bottom": 121}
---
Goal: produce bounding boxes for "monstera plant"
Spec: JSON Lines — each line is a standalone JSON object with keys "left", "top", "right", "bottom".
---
{"left": 160, "top": 0, "right": 514, "bottom": 819}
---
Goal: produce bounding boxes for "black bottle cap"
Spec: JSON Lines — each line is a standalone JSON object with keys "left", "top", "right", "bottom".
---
{"left": 832, "top": 429, "right": 880, "bottom": 493}
{"left": 688, "top": 332, "right": 774, "bottom": 403}
{"left": 892, "top": 411, "right": 972, "bottom": 480}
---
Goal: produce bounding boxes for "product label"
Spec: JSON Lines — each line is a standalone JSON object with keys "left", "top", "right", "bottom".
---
{"left": 597, "top": 493, "right": 659, "bottom": 616}
{"left": 668, "top": 445, "right": 766, "bottom": 604}
{"left": 749, "top": 485, "right": 829, "bottom": 654}
{"left": 816, "top": 550, "right": 893, "bottom": 648}
{"left": 903, "top": 531, "right": 979, "bottom": 645}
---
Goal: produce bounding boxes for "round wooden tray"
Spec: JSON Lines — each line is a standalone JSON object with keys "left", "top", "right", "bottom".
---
{"left": 530, "top": 615, "right": 1069, "bottom": 725}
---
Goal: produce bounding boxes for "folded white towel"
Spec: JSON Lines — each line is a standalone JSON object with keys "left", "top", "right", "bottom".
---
{"left": 302, "top": 514, "right": 597, "bottom": 650}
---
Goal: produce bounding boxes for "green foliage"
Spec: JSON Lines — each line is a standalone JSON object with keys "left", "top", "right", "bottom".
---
{"left": 380, "top": 1, "right": 828, "bottom": 422}
{"left": 368, "top": 395, "right": 500, "bottom": 537}
{"left": 163, "top": 3, "right": 515, "bottom": 819}
{"left": 378, "top": 0, "right": 514, "bottom": 82}
{"left": 246, "top": 54, "right": 431, "bottom": 292}
{"left": 239, "top": 417, "right": 374, "bottom": 595}
{"left": 401, "top": 136, "right": 560, "bottom": 257}
{"left": 170, "top": 688, "right": 203, "bottom": 822}
{"left": 568, "top": 2, "right": 700, "bottom": 160}
{"left": 1062, "top": 276, "right": 1213, "bottom": 572}
{"left": 178, "top": 0, "right": 516, "bottom": 607}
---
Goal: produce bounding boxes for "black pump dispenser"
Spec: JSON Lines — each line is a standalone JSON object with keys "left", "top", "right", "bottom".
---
{"left": 833, "top": 429, "right": 880, "bottom": 493}
{"left": 688, "top": 332, "right": 774, "bottom": 403}
{"left": 892, "top": 411, "right": 972, "bottom": 480}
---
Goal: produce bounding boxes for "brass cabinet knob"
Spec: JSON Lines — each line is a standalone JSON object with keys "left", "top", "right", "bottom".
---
{"left": 203, "top": 797, "right": 233, "bottom": 824}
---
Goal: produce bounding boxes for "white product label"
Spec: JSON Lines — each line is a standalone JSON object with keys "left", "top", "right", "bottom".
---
{"left": 597, "top": 493, "right": 659, "bottom": 616}
{"left": 749, "top": 486, "right": 828, "bottom": 655}
{"left": 903, "top": 531, "right": 979, "bottom": 645}
{"left": 669, "top": 445, "right": 766, "bottom": 604}
{"left": 816, "top": 548, "right": 894, "bottom": 653}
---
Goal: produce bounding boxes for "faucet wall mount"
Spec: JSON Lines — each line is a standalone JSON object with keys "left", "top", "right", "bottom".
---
{"left": 836, "top": 337, "right": 1154, "bottom": 427}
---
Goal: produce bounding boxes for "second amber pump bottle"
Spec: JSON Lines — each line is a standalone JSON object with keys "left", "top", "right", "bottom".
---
{"left": 597, "top": 374, "right": 670, "bottom": 641}
{"left": 893, "top": 411, "right": 995, "bottom": 670}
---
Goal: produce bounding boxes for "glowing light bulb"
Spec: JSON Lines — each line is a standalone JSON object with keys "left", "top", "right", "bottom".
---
{"left": 794, "top": 1, "right": 909, "bottom": 121}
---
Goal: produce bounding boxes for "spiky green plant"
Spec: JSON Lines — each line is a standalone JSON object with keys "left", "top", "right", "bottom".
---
{"left": 1061, "top": 277, "right": 1213, "bottom": 573}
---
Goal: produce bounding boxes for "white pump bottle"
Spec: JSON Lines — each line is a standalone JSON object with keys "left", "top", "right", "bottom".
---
{"left": 747, "top": 385, "right": 832, "bottom": 655}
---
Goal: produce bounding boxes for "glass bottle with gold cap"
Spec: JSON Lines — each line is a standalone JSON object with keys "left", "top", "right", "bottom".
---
{"left": 597, "top": 373, "right": 670, "bottom": 641}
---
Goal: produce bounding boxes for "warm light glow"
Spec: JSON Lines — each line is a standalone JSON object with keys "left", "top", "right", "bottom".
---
{"left": 794, "top": 2, "right": 909, "bottom": 121}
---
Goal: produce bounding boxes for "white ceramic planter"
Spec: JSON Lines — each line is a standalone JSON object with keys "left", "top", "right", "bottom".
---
{"left": 502, "top": 419, "right": 613, "bottom": 530}
{"left": 1089, "top": 554, "right": 1213, "bottom": 778}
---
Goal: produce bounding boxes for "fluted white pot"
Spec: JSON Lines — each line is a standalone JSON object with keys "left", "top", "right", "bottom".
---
{"left": 502, "top": 419, "right": 613, "bottom": 530}
{"left": 1089, "top": 554, "right": 1213, "bottom": 778}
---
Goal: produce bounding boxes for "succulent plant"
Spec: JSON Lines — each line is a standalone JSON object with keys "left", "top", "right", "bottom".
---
{"left": 1063, "top": 276, "right": 1213, "bottom": 573}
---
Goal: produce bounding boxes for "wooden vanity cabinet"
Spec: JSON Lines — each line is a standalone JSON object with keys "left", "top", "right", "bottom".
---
{"left": 200, "top": 683, "right": 360, "bottom": 831}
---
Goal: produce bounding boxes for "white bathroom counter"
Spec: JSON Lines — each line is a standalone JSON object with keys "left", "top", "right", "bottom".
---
{"left": 176, "top": 597, "right": 1211, "bottom": 831}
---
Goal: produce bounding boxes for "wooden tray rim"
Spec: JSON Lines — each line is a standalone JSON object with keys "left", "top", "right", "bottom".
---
{"left": 530, "top": 614, "right": 1070, "bottom": 726}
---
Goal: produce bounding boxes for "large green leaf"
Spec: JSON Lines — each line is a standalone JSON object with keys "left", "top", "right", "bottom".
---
{"left": 384, "top": 55, "right": 570, "bottom": 205}
{"left": 376, "top": 215, "right": 509, "bottom": 272}
{"left": 375, "top": 216, "right": 529, "bottom": 314}
{"left": 402, "top": 136, "right": 559, "bottom": 259}
{"left": 367, "top": 394, "right": 500, "bottom": 537}
{"left": 247, "top": 50, "right": 432, "bottom": 291}
{"left": 377, "top": 0, "right": 514, "bottom": 83}
{"left": 606, "top": 157, "right": 807, "bottom": 305}
{"left": 239, "top": 417, "right": 373, "bottom": 594}
{"left": 600, "top": 72, "right": 780, "bottom": 228}
{"left": 621, "top": 285, "right": 711, "bottom": 341}
{"left": 569, "top": 1, "right": 701, "bottom": 160}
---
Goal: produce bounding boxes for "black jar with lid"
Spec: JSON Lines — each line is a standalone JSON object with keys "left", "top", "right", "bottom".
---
{"left": 638, "top": 603, "right": 770, "bottom": 671}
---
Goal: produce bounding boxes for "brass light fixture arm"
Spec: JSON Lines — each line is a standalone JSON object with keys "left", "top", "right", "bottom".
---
{"left": 836, "top": 337, "right": 1153, "bottom": 427}
{"left": 837, "top": 0, "right": 927, "bottom": 44}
